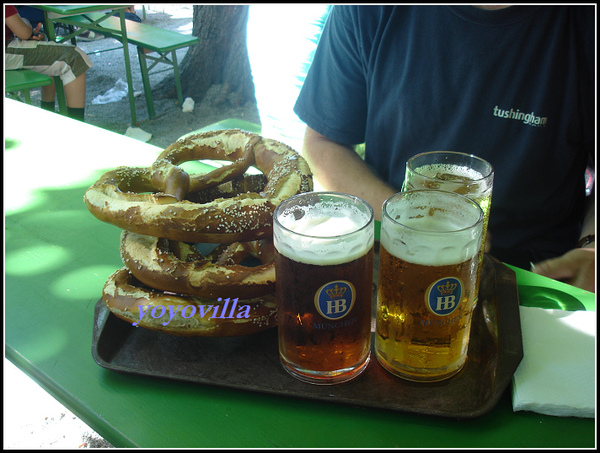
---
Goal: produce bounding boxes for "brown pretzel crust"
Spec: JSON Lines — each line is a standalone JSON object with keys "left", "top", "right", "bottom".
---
{"left": 84, "top": 129, "right": 313, "bottom": 243}
{"left": 103, "top": 267, "right": 277, "bottom": 337}
{"left": 120, "top": 230, "right": 276, "bottom": 299}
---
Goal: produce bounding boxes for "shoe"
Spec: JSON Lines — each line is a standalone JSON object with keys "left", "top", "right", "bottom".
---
{"left": 77, "top": 30, "right": 103, "bottom": 41}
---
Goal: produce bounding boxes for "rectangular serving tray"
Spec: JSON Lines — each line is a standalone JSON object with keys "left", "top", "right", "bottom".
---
{"left": 92, "top": 254, "right": 523, "bottom": 418}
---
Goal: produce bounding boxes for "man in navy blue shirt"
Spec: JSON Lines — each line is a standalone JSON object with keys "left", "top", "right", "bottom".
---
{"left": 294, "top": 5, "right": 595, "bottom": 292}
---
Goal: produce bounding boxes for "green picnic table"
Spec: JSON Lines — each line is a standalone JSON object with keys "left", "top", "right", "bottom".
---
{"left": 5, "top": 98, "right": 595, "bottom": 448}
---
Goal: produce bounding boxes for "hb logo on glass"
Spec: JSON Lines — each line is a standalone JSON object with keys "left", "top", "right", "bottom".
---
{"left": 314, "top": 281, "right": 356, "bottom": 320}
{"left": 427, "top": 277, "right": 462, "bottom": 316}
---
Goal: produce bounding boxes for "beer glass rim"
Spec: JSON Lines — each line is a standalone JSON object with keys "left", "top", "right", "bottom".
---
{"left": 274, "top": 191, "right": 374, "bottom": 239}
{"left": 407, "top": 150, "right": 494, "bottom": 182}
{"left": 382, "top": 189, "right": 484, "bottom": 234}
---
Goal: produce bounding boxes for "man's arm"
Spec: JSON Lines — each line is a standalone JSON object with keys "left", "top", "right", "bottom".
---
{"left": 532, "top": 184, "right": 595, "bottom": 293}
{"left": 5, "top": 13, "right": 44, "bottom": 40}
{"left": 302, "top": 126, "right": 397, "bottom": 221}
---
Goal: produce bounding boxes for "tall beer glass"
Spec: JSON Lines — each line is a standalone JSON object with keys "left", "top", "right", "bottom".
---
{"left": 402, "top": 151, "right": 493, "bottom": 248}
{"left": 274, "top": 192, "right": 374, "bottom": 385}
{"left": 375, "top": 190, "right": 484, "bottom": 382}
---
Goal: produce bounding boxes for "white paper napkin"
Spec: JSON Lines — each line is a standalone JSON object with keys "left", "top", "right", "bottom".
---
{"left": 92, "top": 79, "right": 128, "bottom": 105}
{"left": 512, "top": 306, "right": 596, "bottom": 418}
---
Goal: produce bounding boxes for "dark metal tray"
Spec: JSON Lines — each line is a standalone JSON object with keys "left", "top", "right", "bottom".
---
{"left": 92, "top": 254, "right": 523, "bottom": 418}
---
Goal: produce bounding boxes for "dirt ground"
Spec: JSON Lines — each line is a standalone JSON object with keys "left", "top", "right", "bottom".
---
{"left": 31, "top": 4, "right": 260, "bottom": 150}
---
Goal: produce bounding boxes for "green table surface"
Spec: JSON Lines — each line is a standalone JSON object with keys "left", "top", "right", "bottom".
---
{"left": 4, "top": 99, "right": 595, "bottom": 448}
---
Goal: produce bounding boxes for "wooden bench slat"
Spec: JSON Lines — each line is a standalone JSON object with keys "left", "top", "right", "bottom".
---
{"left": 5, "top": 69, "right": 53, "bottom": 92}
{"left": 50, "top": 12, "right": 198, "bottom": 119}
{"left": 62, "top": 13, "right": 198, "bottom": 52}
{"left": 5, "top": 69, "right": 56, "bottom": 105}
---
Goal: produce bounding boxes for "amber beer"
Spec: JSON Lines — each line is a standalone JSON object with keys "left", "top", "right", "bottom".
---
{"left": 375, "top": 190, "right": 483, "bottom": 382}
{"left": 274, "top": 192, "right": 374, "bottom": 384}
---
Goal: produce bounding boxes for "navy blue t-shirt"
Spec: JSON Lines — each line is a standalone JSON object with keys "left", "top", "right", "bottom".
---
{"left": 294, "top": 5, "right": 594, "bottom": 266}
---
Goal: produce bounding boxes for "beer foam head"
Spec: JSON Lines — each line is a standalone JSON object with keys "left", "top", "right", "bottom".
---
{"left": 381, "top": 190, "right": 483, "bottom": 266}
{"left": 287, "top": 215, "right": 362, "bottom": 238}
{"left": 408, "top": 151, "right": 493, "bottom": 181}
{"left": 415, "top": 163, "right": 485, "bottom": 181}
{"left": 410, "top": 163, "right": 491, "bottom": 198}
{"left": 406, "top": 151, "right": 494, "bottom": 200}
{"left": 274, "top": 192, "right": 374, "bottom": 265}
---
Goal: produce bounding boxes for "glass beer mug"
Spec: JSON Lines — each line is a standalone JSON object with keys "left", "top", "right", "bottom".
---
{"left": 273, "top": 192, "right": 374, "bottom": 385}
{"left": 403, "top": 150, "right": 493, "bottom": 250}
{"left": 375, "top": 190, "right": 484, "bottom": 382}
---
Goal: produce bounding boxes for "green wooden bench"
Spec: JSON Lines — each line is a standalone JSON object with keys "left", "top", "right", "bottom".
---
{"left": 5, "top": 69, "right": 53, "bottom": 104}
{"left": 55, "top": 12, "right": 199, "bottom": 118}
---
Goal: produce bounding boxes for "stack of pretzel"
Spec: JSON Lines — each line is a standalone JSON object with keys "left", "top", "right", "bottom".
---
{"left": 84, "top": 129, "right": 313, "bottom": 336}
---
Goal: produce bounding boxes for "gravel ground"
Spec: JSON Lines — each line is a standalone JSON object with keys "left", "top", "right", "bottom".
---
{"left": 4, "top": 5, "right": 259, "bottom": 449}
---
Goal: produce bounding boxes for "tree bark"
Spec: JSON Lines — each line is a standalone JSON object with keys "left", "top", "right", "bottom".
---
{"left": 157, "top": 5, "right": 256, "bottom": 107}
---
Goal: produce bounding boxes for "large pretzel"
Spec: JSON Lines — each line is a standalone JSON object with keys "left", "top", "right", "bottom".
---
{"left": 84, "top": 129, "right": 313, "bottom": 243}
{"left": 120, "top": 230, "right": 276, "bottom": 299}
{"left": 103, "top": 267, "right": 277, "bottom": 337}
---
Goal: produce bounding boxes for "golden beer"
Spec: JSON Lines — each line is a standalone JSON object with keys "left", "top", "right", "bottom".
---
{"left": 274, "top": 192, "right": 374, "bottom": 385}
{"left": 402, "top": 151, "right": 494, "bottom": 248}
{"left": 375, "top": 190, "right": 483, "bottom": 382}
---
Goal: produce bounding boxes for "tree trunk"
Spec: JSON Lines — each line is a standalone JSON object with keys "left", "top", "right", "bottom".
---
{"left": 157, "top": 5, "right": 256, "bottom": 107}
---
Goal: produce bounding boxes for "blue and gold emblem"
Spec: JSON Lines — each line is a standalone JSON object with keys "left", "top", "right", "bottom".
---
{"left": 314, "top": 281, "right": 356, "bottom": 320}
{"left": 426, "top": 277, "right": 462, "bottom": 316}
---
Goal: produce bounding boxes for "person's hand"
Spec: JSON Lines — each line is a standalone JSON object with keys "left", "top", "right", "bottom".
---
{"left": 532, "top": 246, "right": 595, "bottom": 293}
{"left": 30, "top": 23, "right": 45, "bottom": 41}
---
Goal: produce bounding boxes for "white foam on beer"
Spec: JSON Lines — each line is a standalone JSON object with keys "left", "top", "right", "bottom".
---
{"left": 381, "top": 193, "right": 481, "bottom": 266}
{"left": 412, "top": 163, "right": 488, "bottom": 197}
{"left": 397, "top": 216, "right": 466, "bottom": 233}
{"left": 288, "top": 215, "right": 361, "bottom": 237}
{"left": 275, "top": 206, "right": 373, "bottom": 266}
{"left": 415, "top": 163, "right": 484, "bottom": 181}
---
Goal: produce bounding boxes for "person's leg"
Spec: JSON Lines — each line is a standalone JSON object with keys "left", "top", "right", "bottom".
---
{"left": 6, "top": 40, "right": 91, "bottom": 120}
{"left": 63, "top": 72, "right": 86, "bottom": 108}
{"left": 64, "top": 72, "right": 86, "bottom": 121}
{"left": 38, "top": 63, "right": 86, "bottom": 119}
{"left": 41, "top": 81, "right": 56, "bottom": 112}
